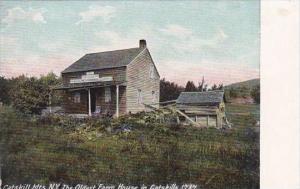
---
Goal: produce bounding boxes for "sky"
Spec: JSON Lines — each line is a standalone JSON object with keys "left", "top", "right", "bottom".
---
{"left": 0, "top": 1, "right": 260, "bottom": 86}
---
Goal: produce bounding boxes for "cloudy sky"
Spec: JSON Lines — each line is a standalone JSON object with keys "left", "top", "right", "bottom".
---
{"left": 0, "top": 1, "right": 259, "bottom": 86}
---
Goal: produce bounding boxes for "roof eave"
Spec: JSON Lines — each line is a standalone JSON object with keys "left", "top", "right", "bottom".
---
{"left": 61, "top": 65, "right": 127, "bottom": 74}
{"left": 176, "top": 102, "right": 221, "bottom": 106}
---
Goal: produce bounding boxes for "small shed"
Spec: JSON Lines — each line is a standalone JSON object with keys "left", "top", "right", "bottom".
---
{"left": 176, "top": 90, "right": 225, "bottom": 128}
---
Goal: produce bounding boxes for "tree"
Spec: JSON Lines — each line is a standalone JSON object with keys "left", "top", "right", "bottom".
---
{"left": 210, "top": 84, "right": 218, "bottom": 91}
{"left": 197, "top": 76, "right": 208, "bottom": 92}
{"left": 251, "top": 85, "right": 260, "bottom": 104}
{"left": 210, "top": 83, "right": 223, "bottom": 91}
{"left": 11, "top": 76, "right": 44, "bottom": 114}
{"left": 160, "top": 78, "right": 184, "bottom": 102}
{"left": 229, "top": 88, "right": 238, "bottom": 98}
{"left": 0, "top": 76, "right": 11, "bottom": 104}
{"left": 198, "top": 77, "right": 205, "bottom": 92}
{"left": 239, "top": 86, "right": 249, "bottom": 98}
{"left": 224, "top": 90, "right": 230, "bottom": 103}
{"left": 11, "top": 73, "right": 62, "bottom": 114}
{"left": 185, "top": 81, "right": 197, "bottom": 92}
{"left": 40, "top": 72, "right": 63, "bottom": 106}
{"left": 217, "top": 84, "right": 223, "bottom": 90}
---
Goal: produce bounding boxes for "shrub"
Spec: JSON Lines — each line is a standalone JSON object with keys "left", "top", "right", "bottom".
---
{"left": 251, "top": 85, "right": 260, "bottom": 104}
{"left": 10, "top": 73, "right": 62, "bottom": 114}
{"left": 1, "top": 104, "right": 259, "bottom": 187}
{"left": 0, "top": 76, "right": 11, "bottom": 104}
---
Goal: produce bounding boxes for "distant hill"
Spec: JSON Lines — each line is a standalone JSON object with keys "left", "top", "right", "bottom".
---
{"left": 225, "top": 78, "right": 260, "bottom": 90}
{"left": 224, "top": 78, "right": 260, "bottom": 101}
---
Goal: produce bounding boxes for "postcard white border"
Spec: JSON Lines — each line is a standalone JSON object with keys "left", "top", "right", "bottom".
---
{"left": 261, "top": 0, "right": 300, "bottom": 188}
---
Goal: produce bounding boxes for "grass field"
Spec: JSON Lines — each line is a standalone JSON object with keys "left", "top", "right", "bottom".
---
{"left": 0, "top": 103, "right": 259, "bottom": 189}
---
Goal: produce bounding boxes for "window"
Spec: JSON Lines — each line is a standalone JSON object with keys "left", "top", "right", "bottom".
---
{"left": 152, "top": 91, "right": 156, "bottom": 103}
{"left": 105, "top": 87, "right": 111, "bottom": 102}
{"left": 74, "top": 92, "right": 80, "bottom": 103}
{"left": 137, "top": 89, "right": 143, "bottom": 104}
{"left": 149, "top": 65, "right": 155, "bottom": 79}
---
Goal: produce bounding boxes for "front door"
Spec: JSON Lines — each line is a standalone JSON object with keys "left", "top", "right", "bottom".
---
{"left": 91, "top": 89, "right": 96, "bottom": 113}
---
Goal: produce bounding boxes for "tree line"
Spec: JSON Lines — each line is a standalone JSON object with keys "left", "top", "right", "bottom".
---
{"left": 160, "top": 77, "right": 260, "bottom": 104}
{"left": 0, "top": 73, "right": 259, "bottom": 115}
{"left": 0, "top": 73, "right": 62, "bottom": 114}
{"left": 160, "top": 77, "right": 224, "bottom": 102}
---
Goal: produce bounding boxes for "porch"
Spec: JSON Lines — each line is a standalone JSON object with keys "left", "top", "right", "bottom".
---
{"left": 53, "top": 81, "right": 126, "bottom": 117}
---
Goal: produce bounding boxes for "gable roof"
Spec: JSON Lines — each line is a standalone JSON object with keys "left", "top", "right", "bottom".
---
{"left": 62, "top": 47, "right": 144, "bottom": 73}
{"left": 176, "top": 90, "right": 224, "bottom": 105}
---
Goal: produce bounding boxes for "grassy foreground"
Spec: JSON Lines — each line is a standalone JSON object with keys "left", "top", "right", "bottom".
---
{"left": 0, "top": 104, "right": 259, "bottom": 189}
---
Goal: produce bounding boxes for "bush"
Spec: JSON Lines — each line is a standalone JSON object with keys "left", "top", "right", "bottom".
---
{"left": 251, "top": 85, "right": 260, "bottom": 104}
{"left": 1, "top": 105, "right": 259, "bottom": 187}
{"left": 0, "top": 76, "right": 11, "bottom": 104}
{"left": 10, "top": 73, "right": 62, "bottom": 114}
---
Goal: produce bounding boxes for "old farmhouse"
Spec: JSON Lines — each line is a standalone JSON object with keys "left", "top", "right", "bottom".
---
{"left": 56, "top": 40, "right": 160, "bottom": 117}
{"left": 176, "top": 90, "right": 226, "bottom": 128}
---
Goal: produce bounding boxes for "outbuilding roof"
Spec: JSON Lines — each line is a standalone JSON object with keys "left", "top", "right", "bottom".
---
{"left": 176, "top": 90, "right": 224, "bottom": 105}
{"left": 62, "top": 47, "right": 144, "bottom": 73}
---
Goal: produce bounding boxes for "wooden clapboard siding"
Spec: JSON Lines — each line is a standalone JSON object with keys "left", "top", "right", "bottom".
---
{"left": 60, "top": 45, "right": 160, "bottom": 115}
{"left": 185, "top": 110, "right": 217, "bottom": 115}
{"left": 61, "top": 67, "right": 127, "bottom": 114}
{"left": 177, "top": 101, "right": 225, "bottom": 128}
{"left": 208, "top": 115, "right": 217, "bottom": 127}
{"left": 62, "top": 86, "right": 126, "bottom": 115}
{"left": 196, "top": 116, "right": 207, "bottom": 126}
{"left": 62, "top": 67, "right": 126, "bottom": 85}
{"left": 94, "top": 86, "right": 126, "bottom": 115}
{"left": 177, "top": 104, "right": 219, "bottom": 112}
{"left": 62, "top": 90, "right": 88, "bottom": 114}
{"left": 118, "top": 86, "right": 127, "bottom": 115}
{"left": 126, "top": 48, "right": 160, "bottom": 113}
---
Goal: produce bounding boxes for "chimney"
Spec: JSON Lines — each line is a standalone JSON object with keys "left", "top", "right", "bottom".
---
{"left": 139, "top": 39, "right": 147, "bottom": 49}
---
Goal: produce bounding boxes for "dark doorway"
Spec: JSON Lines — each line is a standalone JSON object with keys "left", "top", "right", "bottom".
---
{"left": 91, "top": 89, "right": 96, "bottom": 113}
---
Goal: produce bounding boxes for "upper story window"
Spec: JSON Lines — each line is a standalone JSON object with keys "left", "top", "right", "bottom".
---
{"left": 74, "top": 92, "right": 80, "bottom": 103}
{"left": 105, "top": 87, "right": 111, "bottom": 102}
{"left": 149, "top": 64, "right": 155, "bottom": 79}
{"left": 137, "top": 89, "right": 143, "bottom": 104}
{"left": 152, "top": 91, "right": 156, "bottom": 103}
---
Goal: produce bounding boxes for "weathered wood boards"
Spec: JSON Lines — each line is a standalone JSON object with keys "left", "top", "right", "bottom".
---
{"left": 54, "top": 40, "right": 160, "bottom": 117}
{"left": 176, "top": 91, "right": 226, "bottom": 128}
{"left": 126, "top": 48, "right": 160, "bottom": 113}
{"left": 144, "top": 101, "right": 207, "bottom": 128}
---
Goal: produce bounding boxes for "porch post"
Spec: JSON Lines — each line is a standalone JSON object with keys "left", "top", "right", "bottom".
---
{"left": 88, "top": 88, "right": 92, "bottom": 116}
{"left": 116, "top": 85, "right": 119, "bottom": 118}
{"left": 207, "top": 115, "right": 209, "bottom": 127}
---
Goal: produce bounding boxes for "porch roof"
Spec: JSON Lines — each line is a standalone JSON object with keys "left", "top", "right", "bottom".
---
{"left": 52, "top": 81, "right": 126, "bottom": 90}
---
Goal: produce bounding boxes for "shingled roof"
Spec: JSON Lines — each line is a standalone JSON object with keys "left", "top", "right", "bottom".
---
{"left": 176, "top": 90, "right": 224, "bottom": 105}
{"left": 62, "top": 47, "right": 144, "bottom": 73}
